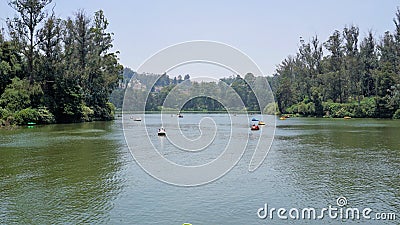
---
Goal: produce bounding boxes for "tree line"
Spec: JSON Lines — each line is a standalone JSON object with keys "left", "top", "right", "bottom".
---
{"left": 0, "top": 0, "right": 122, "bottom": 126}
{"left": 269, "top": 8, "right": 400, "bottom": 119}
{"left": 119, "top": 71, "right": 274, "bottom": 113}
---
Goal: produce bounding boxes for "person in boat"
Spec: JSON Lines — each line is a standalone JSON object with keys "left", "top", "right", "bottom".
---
{"left": 251, "top": 124, "right": 259, "bottom": 130}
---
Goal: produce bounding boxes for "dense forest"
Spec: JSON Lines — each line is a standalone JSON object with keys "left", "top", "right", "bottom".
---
{"left": 117, "top": 69, "right": 273, "bottom": 113}
{"left": 116, "top": 7, "right": 400, "bottom": 118}
{"left": 2, "top": 1, "right": 399, "bottom": 126}
{"left": 0, "top": 0, "right": 122, "bottom": 126}
{"left": 269, "top": 8, "right": 400, "bottom": 119}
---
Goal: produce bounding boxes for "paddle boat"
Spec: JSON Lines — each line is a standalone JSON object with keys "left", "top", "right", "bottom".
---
{"left": 158, "top": 128, "right": 166, "bottom": 136}
{"left": 258, "top": 121, "right": 266, "bottom": 125}
{"left": 27, "top": 122, "right": 36, "bottom": 128}
{"left": 344, "top": 116, "right": 351, "bottom": 119}
{"left": 250, "top": 124, "right": 260, "bottom": 130}
{"left": 279, "top": 116, "right": 286, "bottom": 120}
{"left": 133, "top": 117, "right": 142, "bottom": 121}
{"left": 251, "top": 118, "right": 259, "bottom": 121}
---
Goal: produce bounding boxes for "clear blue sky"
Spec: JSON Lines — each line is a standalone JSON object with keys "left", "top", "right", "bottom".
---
{"left": 0, "top": 0, "right": 399, "bottom": 76}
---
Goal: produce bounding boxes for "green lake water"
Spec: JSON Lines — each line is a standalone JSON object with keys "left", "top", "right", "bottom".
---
{"left": 0, "top": 115, "right": 399, "bottom": 224}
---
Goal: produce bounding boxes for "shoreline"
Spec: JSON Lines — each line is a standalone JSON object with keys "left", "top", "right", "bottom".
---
{"left": 115, "top": 111, "right": 399, "bottom": 119}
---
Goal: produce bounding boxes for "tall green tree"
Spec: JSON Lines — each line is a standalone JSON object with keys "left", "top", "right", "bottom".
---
{"left": 86, "top": 10, "right": 122, "bottom": 119}
{"left": 360, "top": 31, "right": 378, "bottom": 97}
{"left": 7, "top": 0, "right": 52, "bottom": 84}
{"left": 270, "top": 9, "right": 400, "bottom": 118}
{"left": 36, "top": 13, "right": 63, "bottom": 112}
{"left": 324, "top": 30, "right": 345, "bottom": 103}
{"left": 297, "top": 36, "right": 323, "bottom": 99}
{"left": 343, "top": 25, "right": 361, "bottom": 102}
{"left": 1, "top": 2, "right": 122, "bottom": 124}
{"left": 0, "top": 31, "right": 23, "bottom": 94}
{"left": 275, "top": 57, "right": 297, "bottom": 112}
{"left": 392, "top": 7, "right": 400, "bottom": 76}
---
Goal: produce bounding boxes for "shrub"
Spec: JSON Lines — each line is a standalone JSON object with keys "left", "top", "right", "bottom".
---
{"left": 0, "top": 107, "right": 11, "bottom": 119}
{"left": 81, "top": 104, "right": 94, "bottom": 122}
{"left": 334, "top": 106, "right": 352, "bottom": 118}
{"left": 323, "top": 102, "right": 353, "bottom": 118}
{"left": 285, "top": 101, "right": 315, "bottom": 116}
{"left": 297, "top": 102, "right": 307, "bottom": 115}
{"left": 0, "top": 78, "right": 31, "bottom": 112}
{"left": 4, "top": 115, "right": 16, "bottom": 126}
{"left": 105, "top": 102, "right": 116, "bottom": 120}
{"left": 393, "top": 109, "right": 400, "bottom": 119}
{"left": 305, "top": 102, "right": 315, "bottom": 115}
{"left": 37, "top": 107, "right": 56, "bottom": 124}
{"left": 0, "top": 108, "right": 13, "bottom": 126}
{"left": 90, "top": 102, "right": 115, "bottom": 121}
{"left": 359, "top": 97, "right": 377, "bottom": 117}
{"left": 353, "top": 105, "right": 363, "bottom": 118}
{"left": 263, "top": 102, "right": 280, "bottom": 115}
{"left": 284, "top": 97, "right": 388, "bottom": 118}
{"left": 14, "top": 108, "right": 39, "bottom": 125}
{"left": 285, "top": 104, "right": 297, "bottom": 114}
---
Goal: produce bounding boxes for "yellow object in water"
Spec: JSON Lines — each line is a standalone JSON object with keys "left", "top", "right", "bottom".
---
{"left": 258, "top": 121, "right": 266, "bottom": 125}
{"left": 279, "top": 117, "right": 286, "bottom": 120}
{"left": 344, "top": 116, "right": 351, "bottom": 119}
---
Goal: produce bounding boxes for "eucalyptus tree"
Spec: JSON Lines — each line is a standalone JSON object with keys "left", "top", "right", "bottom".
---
{"left": 36, "top": 13, "right": 63, "bottom": 111}
{"left": 297, "top": 36, "right": 323, "bottom": 100}
{"left": 343, "top": 25, "right": 361, "bottom": 101}
{"left": 324, "top": 30, "right": 345, "bottom": 103}
{"left": 377, "top": 31, "right": 397, "bottom": 98}
{"left": 275, "top": 56, "right": 297, "bottom": 112}
{"left": 7, "top": 0, "right": 52, "bottom": 84}
{"left": 360, "top": 31, "right": 378, "bottom": 97}
{"left": 392, "top": 8, "right": 400, "bottom": 76}
{"left": 0, "top": 30, "right": 23, "bottom": 94}
{"left": 86, "top": 10, "right": 122, "bottom": 119}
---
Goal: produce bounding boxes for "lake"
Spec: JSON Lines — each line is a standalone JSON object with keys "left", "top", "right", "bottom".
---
{"left": 0, "top": 115, "right": 399, "bottom": 224}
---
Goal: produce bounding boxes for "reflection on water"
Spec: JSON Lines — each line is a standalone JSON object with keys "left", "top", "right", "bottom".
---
{"left": 0, "top": 122, "right": 127, "bottom": 224}
{"left": 0, "top": 116, "right": 399, "bottom": 224}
